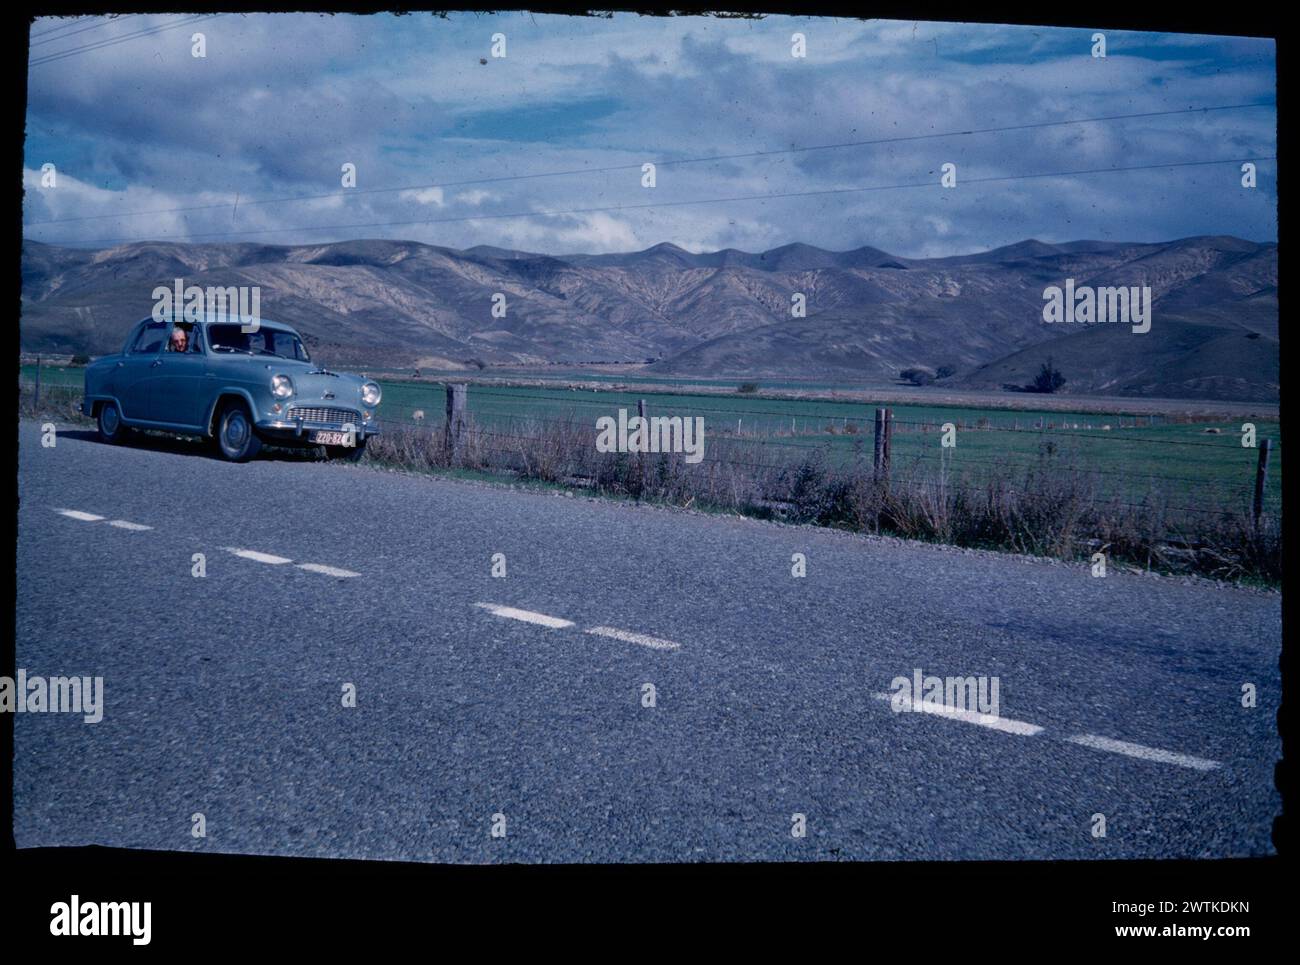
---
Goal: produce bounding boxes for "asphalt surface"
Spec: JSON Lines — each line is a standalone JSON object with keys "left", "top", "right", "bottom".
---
{"left": 13, "top": 420, "right": 1282, "bottom": 861}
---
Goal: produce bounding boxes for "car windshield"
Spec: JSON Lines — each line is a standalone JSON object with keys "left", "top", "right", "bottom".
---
{"left": 208, "top": 324, "right": 310, "bottom": 361}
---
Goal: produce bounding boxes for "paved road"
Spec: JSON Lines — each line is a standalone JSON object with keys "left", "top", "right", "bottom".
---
{"left": 14, "top": 420, "right": 1281, "bottom": 861}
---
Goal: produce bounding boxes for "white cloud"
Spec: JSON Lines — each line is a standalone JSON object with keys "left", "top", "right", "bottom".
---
{"left": 401, "top": 187, "right": 446, "bottom": 206}
{"left": 23, "top": 14, "right": 1276, "bottom": 256}
{"left": 454, "top": 189, "right": 497, "bottom": 206}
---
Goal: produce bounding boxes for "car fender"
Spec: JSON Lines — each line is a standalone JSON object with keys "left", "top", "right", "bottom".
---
{"left": 203, "top": 386, "right": 262, "bottom": 437}
{"left": 81, "top": 392, "right": 122, "bottom": 421}
{"left": 82, "top": 357, "right": 121, "bottom": 417}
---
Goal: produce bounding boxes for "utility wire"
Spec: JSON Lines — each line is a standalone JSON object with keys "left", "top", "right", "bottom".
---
{"left": 30, "top": 14, "right": 223, "bottom": 67}
{"left": 30, "top": 15, "right": 124, "bottom": 40}
{"left": 30, "top": 14, "right": 136, "bottom": 47}
{"left": 39, "top": 155, "right": 1275, "bottom": 247}
{"left": 26, "top": 101, "right": 1275, "bottom": 227}
{"left": 30, "top": 16, "right": 108, "bottom": 40}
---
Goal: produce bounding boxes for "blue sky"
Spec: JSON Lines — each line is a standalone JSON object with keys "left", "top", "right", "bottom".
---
{"left": 23, "top": 13, "right": 1276, "bottom": 257}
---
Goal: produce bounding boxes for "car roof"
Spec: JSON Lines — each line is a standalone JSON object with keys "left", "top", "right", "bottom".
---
{"left": 140, "top": 314, "right": 297, "bottom": 333}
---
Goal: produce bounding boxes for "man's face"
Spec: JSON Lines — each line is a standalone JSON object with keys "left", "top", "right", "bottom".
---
{"left": 170, "top": 328, "right": 188, "bottom": 351}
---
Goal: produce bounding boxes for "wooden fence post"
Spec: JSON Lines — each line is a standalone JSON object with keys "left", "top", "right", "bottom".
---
{"left": 873, "top": 407, "right": 892, "bottom": 484}
{"left": 1253, "top": 438, "right": 1272, "bottom": 529}
{"left": 445, "top": 383, "right": 467, "bottom": 462}
{"left": 637, "top": 399, "right": 647, "bottom": 493}
{"left": 885, "top": 407, "right": 893, "bottom": 475}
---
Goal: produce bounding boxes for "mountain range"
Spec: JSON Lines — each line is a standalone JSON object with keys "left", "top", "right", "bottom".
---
{"left": 20, "top": 234, "right": 1279, "bottom": 402}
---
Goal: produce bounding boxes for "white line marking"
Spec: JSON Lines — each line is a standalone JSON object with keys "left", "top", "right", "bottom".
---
{"left": 296, "top": 562, "right": 360, "bottom": 578}
{"left": 1066, "top": 733, "right": 1221, "bottom": 771}
{"left": 475, "top": 602, "right": 574, "bottom": 629}
{"left": 57, "top": 509, "right": 104, "bottom": 522}
{"left": 225, "top": 548, "right": 293, "bottom": 565}
{"left": 585, "top": 626, "right": 681, "bottom": 651}
{"left": 107, "top": 520, "right": 152, "bottom": 531}
{"left": 873, "top": 693, "right": 1043, "bottom": 736}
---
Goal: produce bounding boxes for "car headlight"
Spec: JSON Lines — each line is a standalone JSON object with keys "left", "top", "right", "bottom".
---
{"left": 361, "top": 381, "right": 382, "bottom": 406}
{"left": 271, "top": 374, "right": 294, "bottom": 399}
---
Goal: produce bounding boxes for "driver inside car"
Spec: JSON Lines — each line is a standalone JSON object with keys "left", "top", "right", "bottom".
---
{"left": 168, "top": 326, "right": 190, "bottom": 353}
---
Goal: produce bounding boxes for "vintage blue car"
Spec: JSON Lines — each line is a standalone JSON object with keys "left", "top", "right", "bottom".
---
{"left": 82, "top": 315, "right": 382, "bottom": 461}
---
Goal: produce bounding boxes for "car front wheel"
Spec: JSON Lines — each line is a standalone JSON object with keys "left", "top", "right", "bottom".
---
{"left": 97, "top": 401, "right": 130, "bottom": 445}
{"left": 215, "top": 403, "right": 263, "bottom": 462}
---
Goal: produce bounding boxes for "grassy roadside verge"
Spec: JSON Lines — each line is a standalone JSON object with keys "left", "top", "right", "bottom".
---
{"left": 367, "top": 419, "right": 1282, "bottom": 587}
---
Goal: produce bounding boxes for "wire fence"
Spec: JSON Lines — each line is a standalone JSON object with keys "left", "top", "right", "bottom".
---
{"left": 361, "top": 379, "right": 1282, "bottom": 516}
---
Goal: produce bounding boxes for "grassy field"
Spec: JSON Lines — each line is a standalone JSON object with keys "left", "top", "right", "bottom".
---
{"left": 350, "top": 362, "right": 1281, "bottom": 417}
{"left": 23, "top": 364, "right": 1283, "bottom": 515}
{"left": 370, "top": 378, "right": 1282, "bottom": 516}
{"left": 365, "top": 365, "right": 884, "bottom": 393}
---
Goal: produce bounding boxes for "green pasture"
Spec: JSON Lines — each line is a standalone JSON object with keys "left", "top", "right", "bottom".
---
{"left": 372, "top": 379, "right": 1281, "bottom": 515}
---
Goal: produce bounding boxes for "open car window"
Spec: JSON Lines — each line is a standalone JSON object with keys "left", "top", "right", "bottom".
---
{"left": 166, "top": 322, "right": 201, "bottom": 353}
{"left": 131, "top": 321, "right": 170, "bottom": 354}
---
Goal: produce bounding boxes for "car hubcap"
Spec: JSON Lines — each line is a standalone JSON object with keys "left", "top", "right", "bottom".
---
{"left": 226, "top": 413, "right": 248, "bottom": 448}
{"left": 102, "top": 406, "right": 119, "bottom": 434}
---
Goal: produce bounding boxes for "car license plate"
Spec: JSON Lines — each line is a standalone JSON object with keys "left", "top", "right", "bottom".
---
{"left": 309, "top": 430, "right": 353, "bottom": 446}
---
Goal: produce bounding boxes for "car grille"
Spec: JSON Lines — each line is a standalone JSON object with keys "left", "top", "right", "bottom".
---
{"left": 290, "top": 406, "right": 359, "bottom": 427}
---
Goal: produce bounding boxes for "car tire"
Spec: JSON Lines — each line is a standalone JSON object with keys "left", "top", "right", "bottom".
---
{"left": 97, "top": 401, "right": 130, "bottom": 445}
{"left": 324, "top": 438, "right": 367, "bottom": 462}
{"left": 215, "top": 402, "right": 263, "bottom": 462}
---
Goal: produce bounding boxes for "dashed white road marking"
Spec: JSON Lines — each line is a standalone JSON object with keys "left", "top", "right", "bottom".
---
{"left": 53, "top": 508, "right": 358, "bottom": 576}
{"left": 871, "top": 692, "right": 1220, "bottom": 770}
{"left": 475, "top": 602, "right": 575, "bottom": 629}
{"left": 57, "top": 509, "right": 151, "bottom": 530}
{"left": 585, "top": 626, "right": 681, "bottom": 651}
{"left": 225, "top": 548, "right": 293, "bottom": 565}
{"left": 1066, "top": 733, "right": 1221, "bottom": 772}
{"left": 34, "top": 506, "right": 1245, "bottom": 774}
{"left": 296, "top": 562, "right": 360, "bottom": 578}
{"left": 873, "top": 692, "right": 1043, "bottom": 736}
{"left": 225, "top": 547, "right": 359, "bottom": 576}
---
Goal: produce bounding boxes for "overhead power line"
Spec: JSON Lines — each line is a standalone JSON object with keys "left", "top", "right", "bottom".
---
{"left": 30, "top": 15, "right": 136, "bottom": 47}
{"left": 31, "top": 16, "right": 108, "bottom": 41}
{"left": 26, "top": 101, "right": 1275, "bottom": 227}
{"left": 29, "top": 14, "right": 223, "bottom": 67}
{"left": 30, "top": 15, "right": 121, "bottom": 40}
{"left": 36, "top": 155, "right": 1274, "bottom": 247}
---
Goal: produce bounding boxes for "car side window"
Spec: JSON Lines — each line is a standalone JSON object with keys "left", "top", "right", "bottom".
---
{"left": 132, "top": 321, "right": 170, "bottom": 354}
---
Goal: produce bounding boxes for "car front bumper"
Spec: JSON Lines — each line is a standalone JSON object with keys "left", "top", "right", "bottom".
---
{"left": 256, "top": 416, "right": 381, "bottom": 442}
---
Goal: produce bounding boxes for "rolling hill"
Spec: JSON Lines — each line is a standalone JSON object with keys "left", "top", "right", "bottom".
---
{"left": 19, "top": 234, "right": 1279, "bottom": 402}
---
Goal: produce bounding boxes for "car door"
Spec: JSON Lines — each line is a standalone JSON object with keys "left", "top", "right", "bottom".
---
{"left": 117, "top": 320, "right": 170, "bottom": 421}
{"left": 152, "top": 324, "right": 209, "bottom": 428}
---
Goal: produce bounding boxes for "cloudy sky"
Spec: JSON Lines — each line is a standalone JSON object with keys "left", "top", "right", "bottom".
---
{"left": 23, "top": 13, "right": 1276, "bottom": 257}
